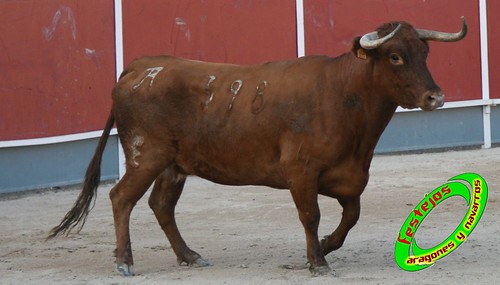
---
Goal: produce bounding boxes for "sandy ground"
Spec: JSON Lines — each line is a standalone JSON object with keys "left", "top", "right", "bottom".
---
{"left": 1, "top": 147, "right": 499, "bottom": 285}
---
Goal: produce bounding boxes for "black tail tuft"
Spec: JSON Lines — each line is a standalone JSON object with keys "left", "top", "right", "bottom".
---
{"left": 47, "top": 113, "right": 115, "bottom": 239}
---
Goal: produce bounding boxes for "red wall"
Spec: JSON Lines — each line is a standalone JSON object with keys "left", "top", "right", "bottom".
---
{"left": 487, "top": 1, "right": 500, "bottom": 99}
{"left": 0, "top": 1, "right": 493, "bottom": 141}
{"left": 303, "top": 0, "right": 482, "bottom": 102}
{"left": 121, "top": 0, "right": 297, "bottom": 65}
{"left": 0, "top": 0, "right": 115, "bottom": 140}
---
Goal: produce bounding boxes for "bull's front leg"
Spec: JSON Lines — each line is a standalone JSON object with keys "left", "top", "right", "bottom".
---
{"left": 320, "top": 196, "right": 360, "bottom": 255}
{"left": 288, "top": 176, "right": 331, "bottom": 276}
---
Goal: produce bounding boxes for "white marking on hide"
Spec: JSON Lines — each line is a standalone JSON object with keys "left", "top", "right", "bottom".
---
{"left": 207, "top": 75, "right": 216, "bottom": 86}
{"left": 204, "top": 75, "right": 216, "bottom": 107}
{"left": 228, "top": 80, "right": 243, "bottom": 111}
{"left": 43, "top": 6, "right": 77, "bottom": 41}
{"left": 133, "top": 67, "right": 164, "bottom": 90}
{"left": 251, "top": 80, "right": 267, "bottom": 114}
{"left": 130, "top": 136, "right": 144, "bottom": 167}
{"left": 256, "top": 81, "right": 268, "bottom": 94}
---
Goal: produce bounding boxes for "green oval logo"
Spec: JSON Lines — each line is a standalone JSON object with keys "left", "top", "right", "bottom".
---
{"left": 394, "top": 173, "right": 488, "bottom": 271}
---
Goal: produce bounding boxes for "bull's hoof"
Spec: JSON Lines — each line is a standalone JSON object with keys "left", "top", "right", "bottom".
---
{"left": 191, "top": 257, "right": 212, "bottom": 267}
{"left": 116, "top": 263, "right": 134, "bottom": 276}
{"left": 177, "top": 256, "right": 212, "bottom": 267}
{"left": 309, "top": 264, "right": 332, "bottom": 277}
{"left": 320, "top": 235, "right": 343, "bottom": 255}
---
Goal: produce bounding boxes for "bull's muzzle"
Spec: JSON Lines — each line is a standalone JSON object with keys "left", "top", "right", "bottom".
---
{"left": 421, "top": 90, "right": 445, "bottom": 111}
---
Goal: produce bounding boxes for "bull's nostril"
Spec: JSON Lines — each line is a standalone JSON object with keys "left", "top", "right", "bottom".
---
{"left": 422, "top": 91, "right": 444, "bottom": 110}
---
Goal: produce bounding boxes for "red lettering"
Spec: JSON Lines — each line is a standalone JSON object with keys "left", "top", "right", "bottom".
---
{"left": 413, "top": 209, "right": 423, "bottom": 217}
{"left": 432, "top": 192, "right": 442, "bottom": 203}
{"left": 397, "top": 233, "right": 411, "bottom": 245}
{"left": 430, "top": 196, "right": 436, "bottom": 207}
{"left": 441, "top": 186, "right": 451, "bottom": 195}
{"left": 421, "top": 202, "right": 429, "bottom": 212}
{"left": 405, "top": 227, "right": 414, "bottom": 238}
{"left": 409, "top": 217, "right": 419, "bottom": 227}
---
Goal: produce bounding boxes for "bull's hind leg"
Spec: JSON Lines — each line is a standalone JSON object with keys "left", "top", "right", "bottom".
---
{"left": 109, "top": 172, "right": 157, "bottom": 276}
{"left": 320, "top": 196, "right": 360, "bottom": 255}
{"left": 109, "top": 138, "right": 170, "bottom": 276}
{"left": 148, "top": 168, "right": 210, "bottom": 267}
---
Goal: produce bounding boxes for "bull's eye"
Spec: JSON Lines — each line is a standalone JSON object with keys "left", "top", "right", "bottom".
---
{"left": 390, "top": 53, "right": 404, "bottom": 65}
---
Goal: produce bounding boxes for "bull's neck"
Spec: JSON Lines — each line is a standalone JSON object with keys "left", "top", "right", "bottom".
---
{"left": 328, "top": 52, "right": 398, "bottom": 155}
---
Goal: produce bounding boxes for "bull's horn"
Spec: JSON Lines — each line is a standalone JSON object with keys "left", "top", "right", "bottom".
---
{"left": 417, "top": 17, "right": 467, "bottom": 42}
{"left": 360, "top": 24, "right": 402, "bottom": 50}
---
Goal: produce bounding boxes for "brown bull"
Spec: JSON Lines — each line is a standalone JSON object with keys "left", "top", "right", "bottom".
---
{"left": 48, "top": 18, "right": 467, "bottom": 276}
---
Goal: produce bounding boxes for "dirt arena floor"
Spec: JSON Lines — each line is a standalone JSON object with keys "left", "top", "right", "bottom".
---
{"left": 1, "top": 147, "right": 499, "bottom": 284}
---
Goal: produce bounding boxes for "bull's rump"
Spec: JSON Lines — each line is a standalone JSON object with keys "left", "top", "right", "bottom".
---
{"left": 113, "top": 56, "right": 334, "bottom": 187}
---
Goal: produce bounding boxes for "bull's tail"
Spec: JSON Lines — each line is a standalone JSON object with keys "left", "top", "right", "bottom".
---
{"left": 47, "top": 112, "right": 115, "bottom": 239}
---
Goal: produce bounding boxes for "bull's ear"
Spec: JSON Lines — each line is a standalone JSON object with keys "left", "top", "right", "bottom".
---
{"left": 352, "top": 36, "right": 368, "bottom": 60}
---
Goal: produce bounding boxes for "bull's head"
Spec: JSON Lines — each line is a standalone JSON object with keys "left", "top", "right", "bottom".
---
{"left": 354, "top": 17, "right": 467, "bottom": 111}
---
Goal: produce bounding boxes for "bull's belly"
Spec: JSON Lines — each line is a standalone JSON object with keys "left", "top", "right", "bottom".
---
{"left": 175, "top": 154, "right": 288, "bottom": 189}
